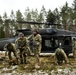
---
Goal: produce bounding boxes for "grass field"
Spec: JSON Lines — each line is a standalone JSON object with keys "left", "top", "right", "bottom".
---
{"left": 0, "top": 52, "right": 76, "bottom": 75}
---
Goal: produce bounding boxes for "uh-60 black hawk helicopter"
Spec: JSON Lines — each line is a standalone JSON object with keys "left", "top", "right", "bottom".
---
{"left": 0, "top": 21, "right": 76, "bottom": 56}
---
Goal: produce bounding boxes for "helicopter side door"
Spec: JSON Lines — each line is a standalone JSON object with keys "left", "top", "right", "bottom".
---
{"left": 41, "top": 37, "right": 58, "bottom": 53}
{"left": 58, "top": 36, "right": 72, "bottom": 55}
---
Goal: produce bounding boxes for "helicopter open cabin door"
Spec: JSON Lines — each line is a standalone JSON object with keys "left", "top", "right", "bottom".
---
{"left": 57, "top": 36, "right": 72, "bottom": 55}
{"left": 63, "top": 36, "right": 72, "bottom": 55}
{"left": 41, "top": 37, "right": 59, "bottom": 53}
{"left": 41, "top": 35, "right": 73, "bottom": 55}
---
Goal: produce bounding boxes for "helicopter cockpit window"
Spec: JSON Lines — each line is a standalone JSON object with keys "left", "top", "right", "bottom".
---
{"left": 51, "top": 39, "right": 58, "bottom": 47}
{"left": 45, "top": 40, "right": 52, "bottom": 47}
{"left": 45, "top": 39, "right": 58, "bottom": 48}
{"left": 55, "top": 40, "right": 58, "bottom": 47}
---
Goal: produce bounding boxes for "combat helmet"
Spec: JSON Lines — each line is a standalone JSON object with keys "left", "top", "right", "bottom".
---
{"left": 33, "top": 28, "right": 39, "bottom": 33}
{"left": 18, "top": 32, "right": 24, "bottom": 37}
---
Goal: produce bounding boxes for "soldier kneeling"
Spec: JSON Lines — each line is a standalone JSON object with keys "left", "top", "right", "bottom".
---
{"left": 4, "top": 43, "right": 19, "bottom": 65}
{"left": 55, "top": 48, "right": 69, "bottom": 65}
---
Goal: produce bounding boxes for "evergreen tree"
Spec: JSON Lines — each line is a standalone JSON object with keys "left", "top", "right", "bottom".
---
{"left": 40, "top": 6, "right": 47, "bottom": 22}
{"left": 72, "top": 0, "right": 76, "bottom": 31}
{"left": 31, "top": 9, "right": 38, "bottom": 22}
{"left": 24, "top": 7, "right": 31, "bottom": 28}
{"left": 39, "top": 6, "right": 47, "bottom": 28}
{"left": 3, "top": 12, "right": 10, "bottom": 37}
{"left": 16, "top": 10, "right": 23, "bottom": 29}
{"left": 31, "top": 9, "right": 39, "bottom": 28}
{"left": 37, "top": 12, "right": 44, "bottom": 28}
{"left": 60, "top": 2, "right": 69, "bottom": 30}
{"left": 46, "top": 9, "right": 56, "bottom": 23}
{"left": 53, "top": 8, "right": 61, "bottom": 29}
{"left": 0, "top": 15, "right": 4, "bottom": 38}
{"left": 10, "top": 10, "right": 16, "bottom": 36}
{"left": 72, "top": 0, "right": 76, "bottom": 10}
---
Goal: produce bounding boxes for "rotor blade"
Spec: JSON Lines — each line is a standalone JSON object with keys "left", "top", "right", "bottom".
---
{"left": 17, "top": 21, "right": 61, "bottom": 25}
{"left": 17, "top": 21, "right": 44, "bottom": 24}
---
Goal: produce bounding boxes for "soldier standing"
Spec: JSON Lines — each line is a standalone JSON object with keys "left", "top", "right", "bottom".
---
{"left": 15, "top": 32, "right": 30, "bottom": 64}
{"left": 4, "top": 43, "right": 19, "bottom": 65}
{"left": 55, "top": 48, "right": 69, "bottom": 65}
{"left": 72, "top": 38, "right": 76, "bottom": 59}
{"left": 28, "top": 29, "right": 42, "bottom": 67}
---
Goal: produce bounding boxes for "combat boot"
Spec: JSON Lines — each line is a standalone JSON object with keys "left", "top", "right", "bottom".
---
{"left": 20, "top": 58, "right": 24, "bottom": 64}
{"left": 24, "top": 60, "right": 27, "bottom": 64}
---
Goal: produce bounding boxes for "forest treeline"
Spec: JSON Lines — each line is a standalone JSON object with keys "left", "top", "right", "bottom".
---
{"left": 0, "top": 0, "right": 76, "bottom": 38}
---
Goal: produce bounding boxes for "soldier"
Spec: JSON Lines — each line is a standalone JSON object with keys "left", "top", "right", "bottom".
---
{"left": 4, "top": 43, "right": 19, "bottom": 65}
{"left": 55, "top": 48, "right": 69, "bottom": 65}
{"left": 28, "top": 29, "right": 42, "bottom": 67}
{"left": 72, "top": 38, "right": 76, "bottom": 59}
{"left": 15, "top": 32, "right": 31, "bottom": 64}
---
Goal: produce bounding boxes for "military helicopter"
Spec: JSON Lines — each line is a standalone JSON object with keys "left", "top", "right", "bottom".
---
{"left": 0, "top": 21, "right": 76, "bottom": 56}
{"left": 16, "top": 21, "right": 76, "bottom": 56}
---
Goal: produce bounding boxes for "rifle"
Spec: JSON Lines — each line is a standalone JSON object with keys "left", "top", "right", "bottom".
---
{"left": 29, "top": 39, "right": 38, "bottom": 47}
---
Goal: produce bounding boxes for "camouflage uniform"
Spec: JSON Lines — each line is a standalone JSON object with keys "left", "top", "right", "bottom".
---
{"left": 4, "top": 43, "right": 19, "bottom": 64}
{"left": 28, "top": 32, "right": 42, "bottom": 64}
{"left": 55, "top": 48, "right": 69, "bottom": 65}
{"left": 72, "top": 39, "right": 76, "bottom": 58}
{"left": 15, "top": 34, "right": 31, "bottom": 64}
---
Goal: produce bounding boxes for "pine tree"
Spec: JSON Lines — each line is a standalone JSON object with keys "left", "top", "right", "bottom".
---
{"left": 3, "top": 12, "right": 10, "bottom": 37}
{"left": 53, "top": 8, "right": 60, "bottom": 29}
{"left": 60, "top": 2, "right": 69, "bottom": 30}
{"left": 16, "top": 10, "right": 23, "bottom": 29}
{"left": 0, "top": 15, "right": 4, "bottom": 38}
{"left": 10, "top": 10, "right": 16, "bottom": 36}
{"left": 24, "top": 7, "right": 31, "bottom": 28}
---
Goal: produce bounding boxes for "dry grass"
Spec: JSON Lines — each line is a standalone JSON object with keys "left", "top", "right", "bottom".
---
{"left": 0, "top": 53, "right": 76, "bottom": 74}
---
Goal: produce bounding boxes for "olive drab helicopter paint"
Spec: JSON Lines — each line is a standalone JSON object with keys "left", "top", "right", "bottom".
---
{"left": 0, "top": 21, "right": 76, "bottom": 56}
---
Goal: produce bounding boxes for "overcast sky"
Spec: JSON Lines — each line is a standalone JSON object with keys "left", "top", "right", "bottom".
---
{"left": 0, "top": 0, "right": 73, "bottom": 16}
